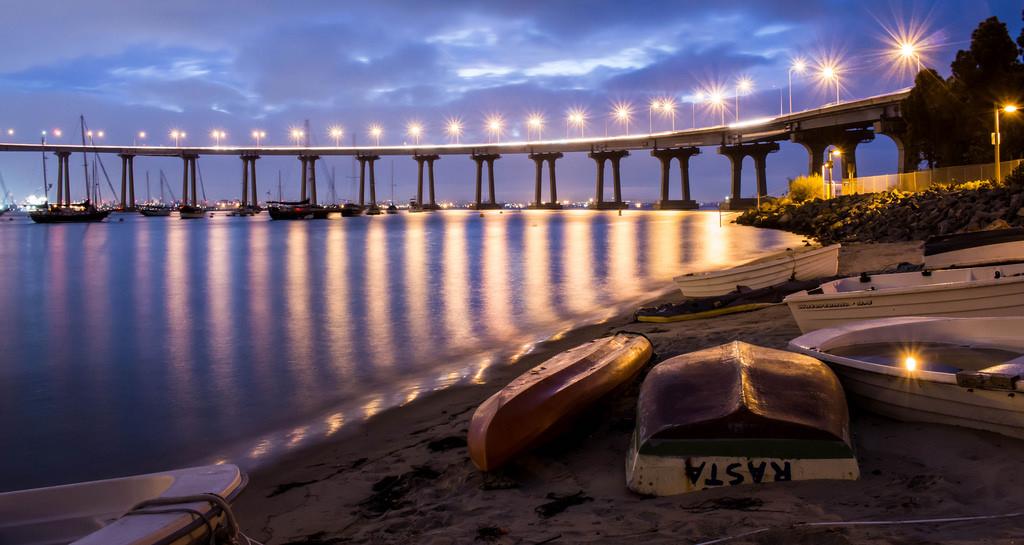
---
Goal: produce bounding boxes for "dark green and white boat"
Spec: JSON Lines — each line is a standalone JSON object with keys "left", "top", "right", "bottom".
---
{"left": 626, "top": 341, "right": 858, "bottom": 496}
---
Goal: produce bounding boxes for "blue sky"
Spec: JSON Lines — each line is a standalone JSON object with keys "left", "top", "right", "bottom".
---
{"left": 0, "top": 1, "right": 1019, "bottom": 204}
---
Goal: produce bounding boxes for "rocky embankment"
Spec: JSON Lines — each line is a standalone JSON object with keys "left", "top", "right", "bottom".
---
{"left": 736, "top": 178, "right": 1024, "bottom": 243}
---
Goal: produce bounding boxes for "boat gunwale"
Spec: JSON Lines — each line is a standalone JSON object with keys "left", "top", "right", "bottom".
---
{"left": 784, "top": 265, "right": 1024, "bottom": 303}
{"left": 673, "top": 244, "right": 839, "bottom": 284}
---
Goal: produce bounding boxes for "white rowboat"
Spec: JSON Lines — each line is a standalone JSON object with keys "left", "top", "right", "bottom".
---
{"left": 784, "top": 262, "right": 1024, "bottom": 333}
{"left": 789, "top": 317, "right": 1024, "bottom": 440}
{"left": 0, "top": 464, "right": 245, "bottom": 545}
{"left": 923, "top": 228, "right": 1024, "bottom": 270}
{"left": 673, "top": 244, "right": 840, "bottom": 298}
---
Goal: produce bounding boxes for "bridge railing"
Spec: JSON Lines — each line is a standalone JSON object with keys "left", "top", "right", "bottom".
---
{"left": 841, "top": 159, "right": 1024, "bottom": 194}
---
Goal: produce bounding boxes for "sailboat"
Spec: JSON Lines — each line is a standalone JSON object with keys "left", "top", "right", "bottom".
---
{"left": 386, "top": 160, "right": 398, "bottom": 214}
{"left": 139, "top": 170, "right": 173, "bottom": 216}
{"left": 29, "top": 117, "right": 110, "bottom": 223}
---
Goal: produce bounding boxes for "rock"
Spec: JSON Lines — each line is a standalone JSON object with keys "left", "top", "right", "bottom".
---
{"left": 985, "top": 219, "right": 1012, "bottom": 230}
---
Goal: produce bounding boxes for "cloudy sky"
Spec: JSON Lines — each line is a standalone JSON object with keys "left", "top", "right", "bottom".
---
{"left": 0, "top": 1, "right": 1019, "bottom": 204}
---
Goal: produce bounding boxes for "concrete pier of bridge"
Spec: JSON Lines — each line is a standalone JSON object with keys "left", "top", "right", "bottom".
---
{"left": 588, "top": 150, "right": 628, "bottom": 210}
{"left": 298, "top": 155, "right": 320, "bottom": 205}
{"left": 118, "top": 154, "right": 136, "bottom": 211}
{"left": 412, "top": 154, "right": 440, "bottom": 211}
{"left": 357, "top": 154, "right": 381, "bottom": 213}
{"left": 54, "top": 151, "right": 71, "bottom": 206}
{"left": 528, "top": 152, "right": 562, "bottom": 209}
{"left": 240, "top": 154, "right": 259, "bottom": 209}
{"left": 180, "top": 154, "right": 199, "bottom": 206}
{"left": 471, "top": 153, "right": 502, "bottom": 210}
{"left": 792, "top": 127, "right": 874, "bottom": 179}
{"left": 718, "top": 142, "right": 779, "bottom": 210}
{"left": 651, "top": 147, "right": 699, "bottom": 210}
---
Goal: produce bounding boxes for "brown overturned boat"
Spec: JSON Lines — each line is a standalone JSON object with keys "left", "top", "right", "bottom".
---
{"left": 469, "top": 333, "right": 653, "bottom": 471}
{"left": 626, "top": 341, "right": 858, "bottom": 496}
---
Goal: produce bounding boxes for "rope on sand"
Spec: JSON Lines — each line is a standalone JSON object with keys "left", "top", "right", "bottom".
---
{"left": 694, "top": 511, "right": 1024, "bottom": 545}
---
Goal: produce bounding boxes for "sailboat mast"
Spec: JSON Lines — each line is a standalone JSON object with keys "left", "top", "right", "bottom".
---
{"left": 277, "top": 170, "right": 282, "bottom": 201}
{"left": 146, "top": 170, "right": 152, "bottom": 202}
{"left": 80, "top": 115, "right": 89, "bottom": 202}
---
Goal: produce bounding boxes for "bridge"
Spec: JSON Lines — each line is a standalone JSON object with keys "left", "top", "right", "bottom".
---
{"left": 0, "top": 89, "right": 910, "bottom": 211}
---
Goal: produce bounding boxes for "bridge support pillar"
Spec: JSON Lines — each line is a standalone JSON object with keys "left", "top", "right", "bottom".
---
{"left": 297, "top": 155, "right": 319, "bottom": 205}
{"left": 792, "top": 127, "right": 873, "bottom": 179}
{"left": 588, "top": 150, "right": 629, "bottom": 209}
{"left": 470, "top": 154, "right": 502, "bottom": 210}
{"left": 874, "top": 118, "right": 914, "bottom": 174}
{"left": 180, "top": 155, "right": 199, "bottom": 207}
{"left": 528, "top": 152, "right": 563, "bottom": 209}
{"left": 412, "top": 154, "right": 441, "bottom": 211}
{"left": 119, "top": 154, "right": 136, "bottom": 210}
{"left": 651, "top": 147, "right": 700, "bottom": 210}
{"left": 55, "top": 151, "right": 71, "bottom": 207}
{"left": 357, "top": 155, "right": 380, "bottom": 212}
{"left": 717, "top": 142, "right": 779, "bottom": 210}
{"left": 241, "top": 155, "right": 259, "bottom": 208}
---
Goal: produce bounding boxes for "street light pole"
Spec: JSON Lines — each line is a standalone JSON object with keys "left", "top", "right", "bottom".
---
{"left": 994, "top": 105, "right": 1017, "bottom": 182}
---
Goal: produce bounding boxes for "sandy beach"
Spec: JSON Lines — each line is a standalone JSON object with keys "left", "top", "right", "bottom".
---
{"left": 236, "top": 241, "right": 1024, "bottom": 545}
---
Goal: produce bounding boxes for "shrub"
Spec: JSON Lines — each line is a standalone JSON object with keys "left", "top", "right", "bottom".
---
{"left": 787, "top": 174, "right": 825, "bottom": 203}
{"left": 1005, "top": 163, "right": 1024, "bottom": 189}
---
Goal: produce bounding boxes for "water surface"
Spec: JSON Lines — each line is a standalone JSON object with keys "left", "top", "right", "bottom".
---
{"left": 0, "top": 210, "right": 802, "bottom": 491}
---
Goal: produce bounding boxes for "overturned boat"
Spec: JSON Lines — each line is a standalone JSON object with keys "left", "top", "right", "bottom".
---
{"left": 789, "top": 316, "right": 1024, "bottom": 440}
{"left": 784, "top": 262, "right": 1024, "bottom": 333}
{"left": 673, "top": 244, "right": 840, "bottom": 298}
{"left": 923, "top": 227, "right": 1024, "bottom": 270}
{"left": 0, "top": 464, "right": 246, "bottom": 545}
{"left": 469, "top": 333, "right": 653, "bottom": 471}
{"left": 626, "top": 342, "right": 858, "bottom": 496}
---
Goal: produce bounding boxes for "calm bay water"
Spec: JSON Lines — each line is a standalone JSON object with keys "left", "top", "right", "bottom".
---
{"left": 0, "top": 209, "right": 802, "bottom": 491}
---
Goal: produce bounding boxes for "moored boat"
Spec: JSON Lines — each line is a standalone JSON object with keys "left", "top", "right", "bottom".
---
{"left": 923, "top": 227, "right": 1024, "bottom": 269}
{"left": 468, "top": 333, "right": 653, "bottom": 471}
{"left": 784, "top": 262, "right": 1024, "bottom": 333}
{"left": 673, "top": 244, "right": 840, "bottom": 298}
{"left": 137, "top": 204, "right": 173, "bottom": 217}
{"left": 267, "top": 200, "right": 313, "bottom": 220}
{"left": 29, "top": 202, "right": 110, "bottom": 223}
{"left": 339, "top": 203, "right": 363, "bottom": 217}
{"left": 178, "top": 205, "right": 205, "bottom": 219}
{"left": 788, "top": 316, "right": 1024, "bottom": 439}
{"left": 0, "top": 464, "right": 246, "bottom": 545}
{"left": 626, "top": 341, "right": 858, "bottom": 496}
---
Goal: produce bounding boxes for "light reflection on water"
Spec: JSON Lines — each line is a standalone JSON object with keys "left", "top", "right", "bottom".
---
{"left": 0, "top": 210, "right": 802, "bottom": 491}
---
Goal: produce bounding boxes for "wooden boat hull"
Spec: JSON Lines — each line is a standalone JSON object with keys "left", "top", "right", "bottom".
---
{"left": 789, "top": 317, "right": 1024, "bottom": 439}
{"left": 924, "top": 228, "right": 1024, "bottom": 269}
{"left": 673, "top": 244, "right": 840, "bottom": 298}
{"left": 626, "top": 342, "right": 857, "bottom": 496}
{"left": 0, "top": 464, "right": 245, "bottom": 545}
{"left": 469, "top": 333, "right": 653, "bottom": 471}
{"left": 784, "top": 262, "right": 1024, "bottom": 333}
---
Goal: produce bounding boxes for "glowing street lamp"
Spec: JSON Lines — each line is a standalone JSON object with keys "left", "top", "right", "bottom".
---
{"left": 135, "top": 131, "right": 146, "bottom": 146}
{"left": 169, "top": 129, "right": 185, "bottom": 147}
{"left": 660, "top": 97, "right": 677, "bottom": 131}
{"left": 789, "top": 59, "right": 806, "bottom": 113}
{"left": 566, "top": 107, "right": 587, "bottom": 138}
{"left": 820, "top": 65, "right": 840, "bottom": 104}
{"left": 526, "top": 113, "right": 544, "bottom": 141}
{"left": 251, "top": 130, "right": 266, "bottom": 147}
{"left": 445, "top": 117, "right": 463, "bottom": 144}
{"left": 210, "top": 129, "right": 226, "bottom": 147}
{"left": 406, "top": 121, "right": 423, "bottom": 145}
{"left": 735, "top": 77, "right": 753, "bottom": 121}
{"left": 648, "top": 98, "right": 663, "bottom": 133}
{"left": 5, "top": 128, "right": 13, "bottom": 137}
{"left": 898, "top": 42, "right": 922, "bottom": 72}
{"left": 290, "top": 128, "right": 306, "bottom": 147}
{"left": 610, "top": 102, "right": 633, "bottom": 136}
{"left": 485, "top": 115, "right": 504, "bottom": 143}
{"left": 995, "top": 104, "right": 1019, "bottom": 182}
{"left": 53, "top": 128, "right": 63, "bottom": 138}
{"left": 328, "top": 126, "right": 344, "bottom": 147}
{"left": 707, "top": 91, "right": 726, "bottom": 125}
{"left": 368, "top": 124, "right": 383, "bottom": 146}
